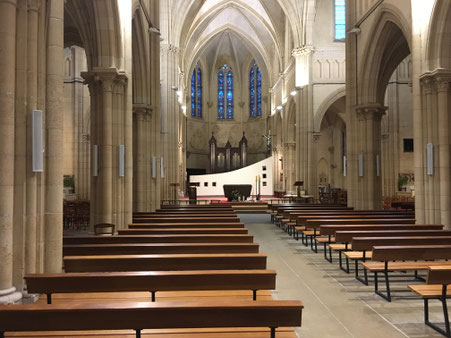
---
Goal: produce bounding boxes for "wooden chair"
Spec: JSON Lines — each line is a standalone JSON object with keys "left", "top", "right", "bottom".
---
{"left": 94, "top": 223, "right": 115, "bottom": 235}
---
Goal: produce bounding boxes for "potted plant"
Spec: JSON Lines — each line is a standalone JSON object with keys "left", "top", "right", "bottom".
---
{"left": 398, "top": 174, "right": 409, "bottom": 191}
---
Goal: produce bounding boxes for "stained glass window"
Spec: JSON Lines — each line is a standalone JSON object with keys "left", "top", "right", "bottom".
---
{"left": 191, "top": 70, "right": 196, "bottom": 117}
{"left": 335, "top": 0, "right": 346, "bottom": 41}
{"left": 249, "top": 61, "right": 262, "bottom": 117}
{"left": 196, "top": 68, "right": 202, "bottom": 117}
{"left": 218, "top": 70, "right": 225, "bottom": 119}
{"left": 191, "top": 64, "right": 202, "bottom": 117}
{"left": 226, "top": 71, "right": 233, "bottom": 119}
{"left": 250, "top": 67, "right": 255, "bottom": 117}
{"left": 218, "top": 64, "right": 233, "bottom": 119}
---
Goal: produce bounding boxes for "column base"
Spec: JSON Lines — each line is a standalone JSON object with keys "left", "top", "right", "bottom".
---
{"left": 0, "top": 287, "right": 23, "bottom": 304}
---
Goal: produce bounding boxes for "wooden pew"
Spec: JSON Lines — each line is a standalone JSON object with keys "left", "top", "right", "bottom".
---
{"left": 332, "top": 229, "right": 451, "bottom": 274}
{"left": 363, "top": 245, "right": 451, "bottom": 301}
{"left": 25, "top": 270, "right": 277, "bottom": 304}
{"left": 64, "top": 234, "right": 254, "bottom": 245}
{"left": 133, "top": 217, "right": 240, "bottom": 223}
{"left": 349, "top": 236, "right": 451, "bottom": 285}
{"left": 0, "top": 300, "right": 303, "bottom": 338}
{"left": 118, "top": 228, "right": 249, "bottom": 235}
{"left": 63, "top": 243, "right": 260, "bottom": 256}
{"left": 128, "top": 222, "right": 245, "bottom": 229}
{"left": 301, "top": 218, "right": 416, "bottom": 252}
{"left": 409, "top": 266, "right": 451, "bottom": 337}
{"left": 64, "top": 253, "right": 267, "bottom": 272}
{"left": 160, "top": 204, "right": 233, "bottom": 209}
{"left": 134, "top": 213, "right": 238, "bottom": 219}
{"left": 317, "top": 224, "right": 443, "bottom": 262}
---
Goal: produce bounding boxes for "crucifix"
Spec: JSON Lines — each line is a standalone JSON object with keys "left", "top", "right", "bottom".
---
{"left": 262, "top": 130, "right": 275, "bottom": 156}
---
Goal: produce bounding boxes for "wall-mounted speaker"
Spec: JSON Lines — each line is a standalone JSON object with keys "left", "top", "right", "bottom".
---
{"left": 160, "top": 157, "right": 165, "bottom": 178}
{"left": 32, "top": 110, "right": 43, "bottom": 172}
{"left": 343, "top": 155, "right": 347, "bottom": 177}
{"left": 92, "top": 145, "right": 98, "bottom": 177}
{"left": 152, "top": 156, "right": 156, "bottom": 178}
{"left": 376, "top": 155, "right": 380, "bottom": 177}
{"left": 119, "top": 145, "right": 125, "bottom": 177}
{"left": 358, "top": 154, "right": 364, "bottom": 177}
{"left": 427, "top": 143, "right": 434, "bottom": 175}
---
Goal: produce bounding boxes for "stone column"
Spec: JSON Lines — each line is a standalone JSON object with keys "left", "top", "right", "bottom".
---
{"left": 134, "top": 106, "right": 151, "bottom": 212}
{"left": 25, "top": 0, "right": 40, "bottom": 275}
{"left": 44, "top": 0, "right": 64, "bottom": 273}
{"left": 354, "top": 104, "right": 385, "bottom": 209}
{"left": 284, "top": 142, "right": 296, "bottom": 189}
{"left": 0, "top": 0, "right": 21, "bottom": 304}
{"left": 436, "top": 78, "right": 450, "bottom": 228}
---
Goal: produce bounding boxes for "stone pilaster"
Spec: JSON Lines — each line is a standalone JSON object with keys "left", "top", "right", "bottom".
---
{"left": 352, "top": 104, "right": 386, "bottom": 209}
{"left": 44, "top": 0, "right": 64, "bottom": 273}
{"left": 0, "top": 0, "right": 21, "bottom": 303}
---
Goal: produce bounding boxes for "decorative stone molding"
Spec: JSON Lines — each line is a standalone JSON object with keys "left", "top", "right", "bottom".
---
{"left": 435, "top": 78, "right": 450, "bottom": 93}
{"left": 161, "top": 43, "right": 179, "bottom": 55}
{"left": 420, "top": 69, "right": 451, "bottom": 93}
{"left": 27, "top": 0, "right": 39, "bottom": 11}
{"left": 355, "top": 103, "right": 386, "bottom": 121}
{"left": 292, "top": 45, "right": 315, "bottom": 57}
{"left": 133, "top": 104, "right": 152, "bottom": 118}
{"left": 312, "top": 133, "right": 321, "bottom": 143}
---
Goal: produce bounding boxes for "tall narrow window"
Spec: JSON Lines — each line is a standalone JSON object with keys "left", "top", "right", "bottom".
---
{"left": 218, "top": 64, "right": 233, "bottom": 119}
{"left": 335, "top": 0, "right": 346, "bottom": 41}
{"left": 218, "top": 70, "right": 225, "bottom": 119}
{"left": 249, "top": 61, "right": 262, "bottom": 117}
{"left": 190, "top": 63, "right": 202, "bottom": 117}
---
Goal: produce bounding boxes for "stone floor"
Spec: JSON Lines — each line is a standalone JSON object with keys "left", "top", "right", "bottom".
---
{"left": 240, "top": 213, "right": 444, "bottom": 338}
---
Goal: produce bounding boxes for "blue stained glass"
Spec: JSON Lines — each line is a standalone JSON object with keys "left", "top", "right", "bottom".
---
{"left": 197, "top": 68, "right": 202, "bottom": 117}
{"left": 218, "top": 71, "right": 225, "bottom": 119}
{"left": 191, "top": 70, "right": 196, "bottom": 116}
{"left": 226, "top": 71, "right": 233, "bottom": 119}
{"left": 256, "top": 67, "right": 262, "bottom": 116}
{"left": 250, "top": 68, "right": 255, "bottom": 117}
{"left": 335, "top": 0, "right": 346, "bottom": 40}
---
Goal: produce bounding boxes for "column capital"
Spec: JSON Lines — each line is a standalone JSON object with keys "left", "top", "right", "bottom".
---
{"left": 420, "top": 68, "right": 451, "bottom": 93}
{"left": 435, "top": 77, "right": 450, "bottom": 93}
{"left": 133, "top": 104, "right": 152, "bottom": 118}
{"left": 292, "top": 45, "right": 315, "bottom": 57}
{"left": 161, "top": 43, "right": 179, "bottom": 55}
{"left": 312, "top": 133, "right": 321, "bottom": 143}
{"left": 81, "top": 69, "right": 128, "bottom": 93}
{"left": 27, "top": 0, "right": 39, "bottom": 11}
{"left": 355, "top": 103, "right": 386, "bottom": 121}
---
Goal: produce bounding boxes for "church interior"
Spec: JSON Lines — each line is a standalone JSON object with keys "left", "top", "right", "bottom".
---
{"left": 0, "top": 0, "right": 451, "bottom": 337}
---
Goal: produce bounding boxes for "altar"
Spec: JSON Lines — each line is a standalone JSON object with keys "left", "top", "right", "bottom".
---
{"left": 223, "top": 184, "right": 252, "bottom": 201}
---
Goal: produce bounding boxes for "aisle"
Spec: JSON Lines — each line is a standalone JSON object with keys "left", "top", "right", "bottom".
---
{"left": 240, "top": 214, "right": 441, "bottom": 338}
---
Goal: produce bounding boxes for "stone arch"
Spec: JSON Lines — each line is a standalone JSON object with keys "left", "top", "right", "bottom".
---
{"left": 65, "top": 0, "right": 124, "bottom": 70}
{"left": 359, "top": 5, "right": 411, "bottom": 105}
{"left": 314, "top": 86, "right": 346, "bottom": 132}
{"left": 426, "top": 0, "right": 451, "bottom": 70}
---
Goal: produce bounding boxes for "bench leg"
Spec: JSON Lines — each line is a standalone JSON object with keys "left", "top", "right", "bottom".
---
{"left": 136, "top": 329, "right": 141, "bottom": 338}
{"left": 253, "top": 290, "right": 257, "bottom": 301}
{"left": 424, "top": 296, "right": 451, "bottom": 337}
{"left": 47, "top": 293, "right": 52, "bottom": 304}
{"left": 150, "top": 291, "right": 156, "bottom": 302}
{"left": 355, "top": 262, "right": 368, "bottom": 286}
{"left": 270, "top": 327, "right": 277, "bottom": 338}
{"left": 374, "top": 264, "right": 391, "bottom": 302}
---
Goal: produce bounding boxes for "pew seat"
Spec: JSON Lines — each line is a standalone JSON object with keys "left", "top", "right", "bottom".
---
{"left": 0, "top": 300, "right": 303, "bottom": 338}
{"left": 25, "top": 270, "right": 276, "bottom": 304}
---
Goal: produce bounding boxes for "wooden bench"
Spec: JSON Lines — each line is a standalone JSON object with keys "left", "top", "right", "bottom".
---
{"left": 25, "top": 270, "right": 277, "bottom": 304}
{"left": 63, "top": 253, "right": 267, "bottom": 272}
{"left": 348, "top": 236, "right": 451, "bottom": 285}
{"left": 63, "top": 243, "right": 260, "bottom": 256}
{"left": 332, "top": 229, "right": 451, "bottom": 274}
{"left": 128, "top": 222, "right": 245, "bottom": 229}
{"left": 318, "top": 224, "right": 443, "bottom": 262}
{"left": 64, "top": 234, "right": 254, "bottom": 244}
{"left": 134, "top": 213, "right": 238, "bottom": 219}
{"left": 409, "top": 266, "right": 451, "bottom": 337}
{"left": 118, "top": 228, "right": 249, "bottom": 235}
{"left": 0, "top": 300, "right": 303, "bottom": 338}
{"left": 363, "top": 245, "right": 451, "bottom": 301}
{"left": 133, "top": 217, "right": 240, "bottom": 224}
{"left": 300, "top": 218, "right": 415, "bottom": 252}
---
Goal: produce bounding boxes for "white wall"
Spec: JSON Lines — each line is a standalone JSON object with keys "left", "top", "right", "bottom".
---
{"left": 191, "top": 157, "right": 274, "bottom": 197}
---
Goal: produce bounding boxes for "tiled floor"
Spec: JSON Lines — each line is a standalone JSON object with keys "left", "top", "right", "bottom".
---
{"left": 240, "top": 214, "right": 444, "bottom": 338}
